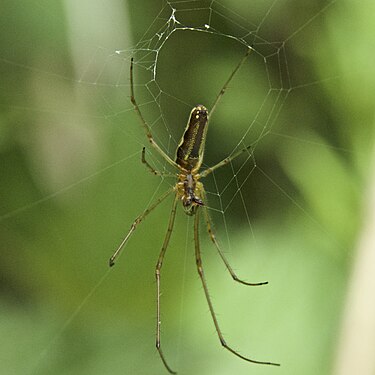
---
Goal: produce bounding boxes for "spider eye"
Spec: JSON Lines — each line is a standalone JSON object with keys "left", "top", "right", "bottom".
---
{"left": 195, "top": 105, "right": 208, "bottom": 118}
{"left": 196, "top": 109, "right": 207, "bottom": 118}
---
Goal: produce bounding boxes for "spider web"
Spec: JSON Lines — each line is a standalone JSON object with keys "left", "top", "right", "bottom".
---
{"left": 1, "top": 1, "right": 367, "bottom": 375}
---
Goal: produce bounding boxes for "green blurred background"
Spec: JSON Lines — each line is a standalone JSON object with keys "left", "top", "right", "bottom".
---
{"left": 1, "top": 0, "right": 374, "bottom": 374}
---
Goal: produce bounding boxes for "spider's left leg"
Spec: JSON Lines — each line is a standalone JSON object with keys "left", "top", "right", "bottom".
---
{"left": 201, "top": 191, "right": 267, "bottom": 286}
{"left": 199, "top": 145, "right": 254, "bottom": 178}
{"left": 193, "top": 208, "right": 279, "bottom": 366}
{"left": 109, "top": 187, "right": 174, "bottom": 266}
{"left": 141, "top": 147, "right": 175, "bottom": 177}
{"left": 130, "top": 58, "right": 179, "bottom": 170}
{"left": 155, "top": 194, "right": 179, "bottom": 374}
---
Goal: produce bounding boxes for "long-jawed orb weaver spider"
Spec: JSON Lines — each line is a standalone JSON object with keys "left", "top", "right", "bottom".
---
{"left": 109, "top": 48, "right": 280, "bottom": 374}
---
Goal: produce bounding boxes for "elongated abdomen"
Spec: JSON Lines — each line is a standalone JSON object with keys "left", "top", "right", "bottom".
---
{"left": 176, "top": 105, "right": 209, "bottom": 172}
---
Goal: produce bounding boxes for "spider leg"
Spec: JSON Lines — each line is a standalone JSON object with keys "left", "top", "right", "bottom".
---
{"left": 199, "top": 145, "right": 253, "bottom": 178}
{"left": 109, "top": 187, "right": 174, "bottom": 267}
{"left": 130, "top": 58, "right": 180, "bottom": 170}
{"left": 141, "top": 147, "right": 176, "bottom": 177}
{"left": 193, "top": 208, "right": 280, "bottom": 367}
{"left": 155, "top": 195, "right": 179, "bottom": 374}
{"left": 201, "top": 197, "right": 267, "bottom": 286}
{"left": 210, "top": 47, "right": 253, "bottom": 118}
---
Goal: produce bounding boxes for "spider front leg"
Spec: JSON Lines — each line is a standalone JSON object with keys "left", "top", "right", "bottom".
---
{"left": 194, "top": 208, "right": 280, "bottom": 367}
{"left": 130, "top": 58, "right": 179, "bottom": 171}
{"left": 210, "top": 47, "right": 254, "bottom": 118}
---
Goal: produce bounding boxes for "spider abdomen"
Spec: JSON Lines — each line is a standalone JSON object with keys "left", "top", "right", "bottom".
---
{"left": 176, "top": 105, "right": 209, "bottom": 172}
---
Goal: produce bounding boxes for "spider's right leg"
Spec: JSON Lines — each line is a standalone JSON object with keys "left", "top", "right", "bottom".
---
{"left": 109, "top": 187, "right": 174, "bottom": 267}
{"left": 130, "top": 58, "right": 179, "bottom": 170}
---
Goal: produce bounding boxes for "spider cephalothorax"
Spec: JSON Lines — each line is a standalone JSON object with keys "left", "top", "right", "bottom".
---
{"left": 176, "top": 104, "right": 208, "bottom": 173}
{"left": 177, "top": 173, "right": 204, "bottom": 215}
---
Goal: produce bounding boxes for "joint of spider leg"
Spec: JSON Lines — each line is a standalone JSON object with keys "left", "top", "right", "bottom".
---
{"left": 196, "top": 259, "right": 204, "bottom": 275}
{"left": 155, "top": 267, "right": 161, "bottom": 277}
{"left": 197, "top": 266, "right": 204, "bottom": 277}
{"left": 133, "top": 218, "right": 141, "bottom": 227}
{"left": 220, "top": 337, "right": 227, "bottom": 347}
{"left": 208, "top": 230, "right": 216, "bottom": 243}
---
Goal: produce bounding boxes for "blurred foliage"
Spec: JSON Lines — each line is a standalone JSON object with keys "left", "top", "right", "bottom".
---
{"left": 0, "top": 0, "right": 374, "bottom": 375}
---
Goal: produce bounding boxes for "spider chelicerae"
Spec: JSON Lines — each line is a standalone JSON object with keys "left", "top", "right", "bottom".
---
{"left": 109, "top": 48, "right": 279, "bottom": 373}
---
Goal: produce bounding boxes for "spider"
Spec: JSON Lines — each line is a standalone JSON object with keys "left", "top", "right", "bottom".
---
{"left": 109, "top": 48, "right": 279, "bottom": 373}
